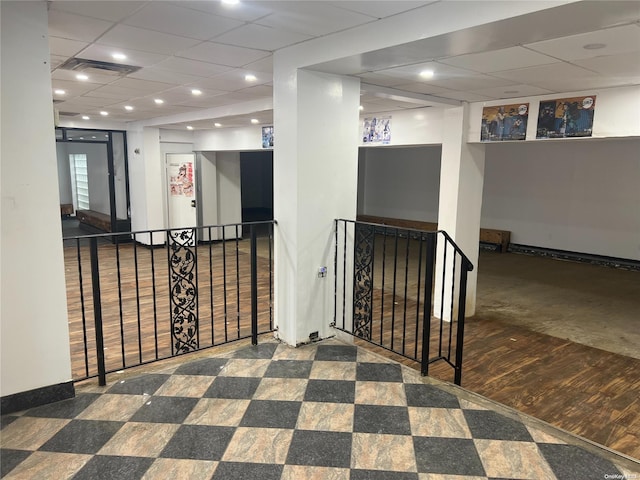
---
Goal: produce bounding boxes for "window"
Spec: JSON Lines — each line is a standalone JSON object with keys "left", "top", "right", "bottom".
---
{"left": 69, "top": 154, "right": 89, "bottom": 211}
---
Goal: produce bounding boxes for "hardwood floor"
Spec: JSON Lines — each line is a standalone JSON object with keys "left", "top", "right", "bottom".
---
{"left": 63, "top": 236, "right": 640, "bottom": 460}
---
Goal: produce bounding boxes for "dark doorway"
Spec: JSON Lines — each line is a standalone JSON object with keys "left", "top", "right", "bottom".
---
{"left": 240, "top": 151, "right": 273, "bottom": 225}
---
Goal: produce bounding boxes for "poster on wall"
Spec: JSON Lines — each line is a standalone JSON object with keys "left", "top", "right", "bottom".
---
{"left": 536, "top": 95, "right": 596, "bottom": 139}
{"left": 262, "top": 126, "right": 274, "bottom": 148}
{"left": 362, "top": 116, "right": 392, "bottom": 144}
{"left": 481, "top": 103, "right": 529, "bottom": 141}
{"left": 169, "top": 163, "right": 194, "bottom": 197}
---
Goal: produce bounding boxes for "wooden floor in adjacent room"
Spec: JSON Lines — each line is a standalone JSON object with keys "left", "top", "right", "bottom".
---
{"left": 62, "top": 235, "right": 640, "bottom": 460}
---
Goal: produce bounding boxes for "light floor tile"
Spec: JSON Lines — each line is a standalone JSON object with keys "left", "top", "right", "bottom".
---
{"left": 526, "top": 425, "right": 566, "bottom": 444}
{"left": 254, "top": 378, "right": 308, "bottom": 401}
{"left": 297, "top": 402, "right": 355, "bottom": 432}
{"left": 402, "top": 368, "right": 425, "bottom": 384}
{"left": 310, "top": 361, "right": 356, "bottom": 381}
{"left": 273, "top": 345, "right": 317, "bottom": 361}
{"left": 218, "top": 359, "right": 270, "bottom": 377}
{"left": 184, "top": 398, "right": 250, "bottom": 426}
{"left": 351, "top": 433, "right": 417, "bottom": 472}
{"left": 3, "top": 452, "right": 91, "bottom": 480}
{"left": 0, "top": 417, "right": 69, "bottom": 450}
{"left": 142, "top": 458, "right": 218, "bottom": 480}
{"left": 458, "top": 398, "right": 489, "bottom": 411}
{"left": 153, "top": 375, "right": 215, "bottom": 397}
{"left": 281, "top": 465, "right": 350, "bottom": 480}
{"left": 474, "top": 439, "right": 557, "bottom": 479}
{"left": 76, "top": 394, "right": 148, "bottom": 421}
{"left": 222, "top": 427, "right": 293, "bottom": 464}
{"left": 355, "top": 381, "right": 407, "bottom": 406}
{"left": 409, "top": 407, "right": 472, "bottom": 438}
{"left": 418, "top": 474, "right": 488, "bottom": 480}
{"left": 357, "top": 350, "right": 393, "bottom": 363}
{"left": 98, "top": 422, "right": 180, "bottom": 457}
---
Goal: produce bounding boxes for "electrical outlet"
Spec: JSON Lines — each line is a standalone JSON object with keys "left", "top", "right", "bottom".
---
{"left": 318, "top": 266, "right": 327, "bottom": 278}
{"left": 309, "top": 331, "right": 319, "bottom": 342}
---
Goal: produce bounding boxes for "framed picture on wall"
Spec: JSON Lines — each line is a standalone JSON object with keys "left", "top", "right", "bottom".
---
{"left": 536, "top": 96, "right": 596, "bottom": 139}
{"left": 481, "top": 103, "right": 529, "bottom": 141}
{"left": 362, "top": 116, "right": 391, "bottom": 144}
{"left": 262, "top": 126, "right": 274, "bottom": 148}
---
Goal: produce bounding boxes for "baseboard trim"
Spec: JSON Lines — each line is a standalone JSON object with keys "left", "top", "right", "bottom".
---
{"left": 508, "top": 244, "right": 640, "bottom": 271}
{"left": 1, "top": 381, "right": 75, "bottom": 414}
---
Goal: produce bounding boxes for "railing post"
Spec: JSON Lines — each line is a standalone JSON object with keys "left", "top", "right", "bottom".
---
{"left": 454, "top": 262, "right": 470, "bottom": 386}
{"left": 89, "top": 237, "right": 107, "bottom": 386}
{"left": 421, "top": 233, "right": 436, "bottom": 376}
{"left": 250, "top": 224, "right": 258, "bottom": 345}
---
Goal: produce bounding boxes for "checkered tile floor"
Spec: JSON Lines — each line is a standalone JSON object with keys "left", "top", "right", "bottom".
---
{"left": 2, "top": 339, "right": 638, "bottom": 479}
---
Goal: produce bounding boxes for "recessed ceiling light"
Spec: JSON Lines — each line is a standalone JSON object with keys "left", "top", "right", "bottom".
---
{"left": 100, "top": 111, "right": 108, "bottom": 116}
{"left": 221, "top": 0, "right": 239, "bottom": 5}
{"left": 359, "top": 105, "right": 364, "bottom": 111}
{"left": 112, "top": 53, "right": 127, "bottom": 60}
{"left": 54, "top": 89, "right": 66, "bottom": 95}
{"left": 154, "top": 98, "right": 164, "bottom": 104}
{"left": 214, "top": 123, "right": 222, "bottom": 127}
{"left": 191, "top": 89, "right": 202, "bottom": 96}
{"left": 250, "top": 118, "right": 259, "bottom": 124}
{"left": 82, "top": 115, "right": 90, "bottom": 120}
{"left": 419, "top": 70, "right": 434, "bottom": 79}
{"left": 91, "top": 136, "right": 97, "bottom": 139}
{"left": 79, "top": 137, "right": 84, "bottom": 140}
{"left": 583, "top": 43, "right": 606, "bottom": 50}
{"left": 76, "top": 74, "right": 89, "bottom": 81}
{"left": 186, "top": 125, "right": 194, "bottom": 130}
{"left": 245, "top": 74, "right": 257, "bottom": 82}
{"left": 124, "top": 105, "right": 134, "bottom": 111}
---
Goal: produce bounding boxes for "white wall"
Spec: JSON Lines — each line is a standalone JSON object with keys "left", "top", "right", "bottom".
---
{"left": 358, "top": 146, "right": 441, "bottom": 222}
{"left": 359, "top": 107, "right": 444, "bottom": 147}
{"left": 194, "top": 126, "right": 264, "bottom": 151}
{"left": 483, "top": 139, "right": 640, "bottom": 260}
{"left": 1, "top": 1, "right": 72, "bottom": 397}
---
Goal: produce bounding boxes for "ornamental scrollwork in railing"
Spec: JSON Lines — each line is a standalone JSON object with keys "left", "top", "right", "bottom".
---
{"left": 169, "top": 228, "right": 198, "bottom": 354}
{"left": 353, "top": 223, "right": 374, "bottom": 340}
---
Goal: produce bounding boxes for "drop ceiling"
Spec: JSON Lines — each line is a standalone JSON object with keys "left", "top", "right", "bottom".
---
{"left": 48, "top": 1, "right": 640, "bottom": 130}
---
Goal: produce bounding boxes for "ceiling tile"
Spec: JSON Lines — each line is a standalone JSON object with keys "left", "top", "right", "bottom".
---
{"left": 98, "top": 24, "right": 201, "bottom": 55}
{"left": 256, "top": 2, "right": 375, "bottom": 37}
{"left": 177, "top": 42, "right": 270, "bottom": 67}
{"left": 155, "top": 87, "right": 228, "bottom": 104}
{"left": 469, "top": 84, "right": 555, "bottom": 99}
{"left": 123, "top": 3, "right": 243, "bottom": 41}
{"left": 525, "top": 25, "right": 640, "bottom": 61}
{"left": 153, "top": 57, "right": 234, "bottom": 77}
{"left": 175, "top": 1, "right": 275, "bottom": 22}
{"left": 212, "top": 24, "right": 313, "bottom": 51}
{"left": 51, "top": 69, "right": 117, "bottom": 85}
{"left": 439, "top": 46, "right": 560, "bottom": 74}
{"left": 49, "top": 1, "right": 146, "bottom": 22}
{"left": 65, "top": 95, "right": 119, "bottom": 107}
{"left": 77, "top": 44, "right": 168, "bottom": 68}
{"left": 196, "top": 71, "right": 264, "bottom": 92}
{"left": 431, "top": 89, "right": 495, "bottom": 102}
{"left": 533, "top": 75, "right": 637, "bottom": 92}
{"left": 391, "top": 82, "right": 458, "bottom": 95}
{"left": 491, "top": 62, "right": 599, "bottom": 84}
{"left": 48, "top": 10, "right": 114, "bottom": 43}
{"left": 109, "top": 77, "right": 174, "bottom": 93}
{"left": 357, "top": 72, "right": 409, "bottom": 87}
{"left": 237, "top": 84, "right": 274, "bottom": 97}
{"left": 128, "top": 67, "right": 207, "bottom": 86}
{"left": 83, "top": 85, "right": 148, "bottom": 100}
{"left": 49, "top": 37, "right": 88, "bottom": 57}
{"left": 50, "top": 55, "right": 68, "bottom": 71}
{"left": 330, "top": 1, "right": 433, "bottom": 19}
{"left": 242, "top": 56, "right": 274, "bottom": 74}
{"left": 51, "top": 79, "right": 101, "bottom": 96}
{"left": 573, "top": 52, "right": 640, "bottom": 78}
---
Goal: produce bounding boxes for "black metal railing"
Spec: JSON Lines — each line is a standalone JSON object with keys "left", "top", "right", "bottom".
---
{"left": 333, "top": 219, "right": 473, "bottom": 385}
{"left": 63, "top": 221, "right": 275, "bottom": 384}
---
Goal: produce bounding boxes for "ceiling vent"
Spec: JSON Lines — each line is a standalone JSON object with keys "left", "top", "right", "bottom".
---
{"left": 58, "top": 57, "right": 141, "bottom": 76}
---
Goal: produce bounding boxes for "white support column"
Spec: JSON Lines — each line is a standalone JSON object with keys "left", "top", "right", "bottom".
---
{"left": 273, "top": 65, "right": 361, "bottom": 346}
{"left": 435, "top": 104, "right": 485, "bottom": 319}
{"left": 1, "top": 1, "right": 73, "bottom": 398}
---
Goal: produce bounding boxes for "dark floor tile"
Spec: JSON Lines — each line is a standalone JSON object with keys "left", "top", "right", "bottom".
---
{"left": 1, "top": 416, "right": 19, "bottom": 429}
{"left": 315, "top": 345, "right": 357, "bottom": 362}
{"left": 212, "top": 462, "right": 283, "bottom": 480}
{"left": 304, "top": 380, "right": 355, "bottom": 403}
{"left": 38, "top": 419, "right": 123, "bottom": 454}
{"left": 413, "top": 437, "right": 485, "bottom": 476}
{"left": 350, "top": 470, "right": 419, "bottom": 480}
{"left": 72, "top": 455, "right": 154, "bottom": 480}
{"left": 129, "top": 396, "right": 199, "bottom": 424}
{"left": 1, "top": 449, "right": 32, "bottom": 477}
{"left": 354, "top": 405, "right": 411, "bottom": 435}
{"left": 204, "top": 376, "right": 261, "bottom": 399}
{"left": 265, "top": 360, "right": 313, "bottom": 378}
{"left": 356, "top": 363, "right": 403, "bottom": 382}
{"left": 174, "top": 358, "right": 229, "bottom": 376}
{"left": 23, "top": 393, "right": 101, "bottom": 419}
{"left": 463, "top": 410, "right": 532, "bottom": 441}
{"left": 159, "top": 424, "right": 235, "bottom": 460}
{"left": 107, "top": 374, "right": 170, "bottom": 395}
{"left": 286, "top": 430, "right": 352, "bottom": 467}
{"left": 404, "top": 384, "right": 460, "bottom": 408}
{"left": 232, "top": 343, "right": 279, "bottom": 359}
{"left": 538, "top": 443, "right": 622, "bottom": 480}
{"left": 240, "top": 400, "right": 301, "bottom": 429}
